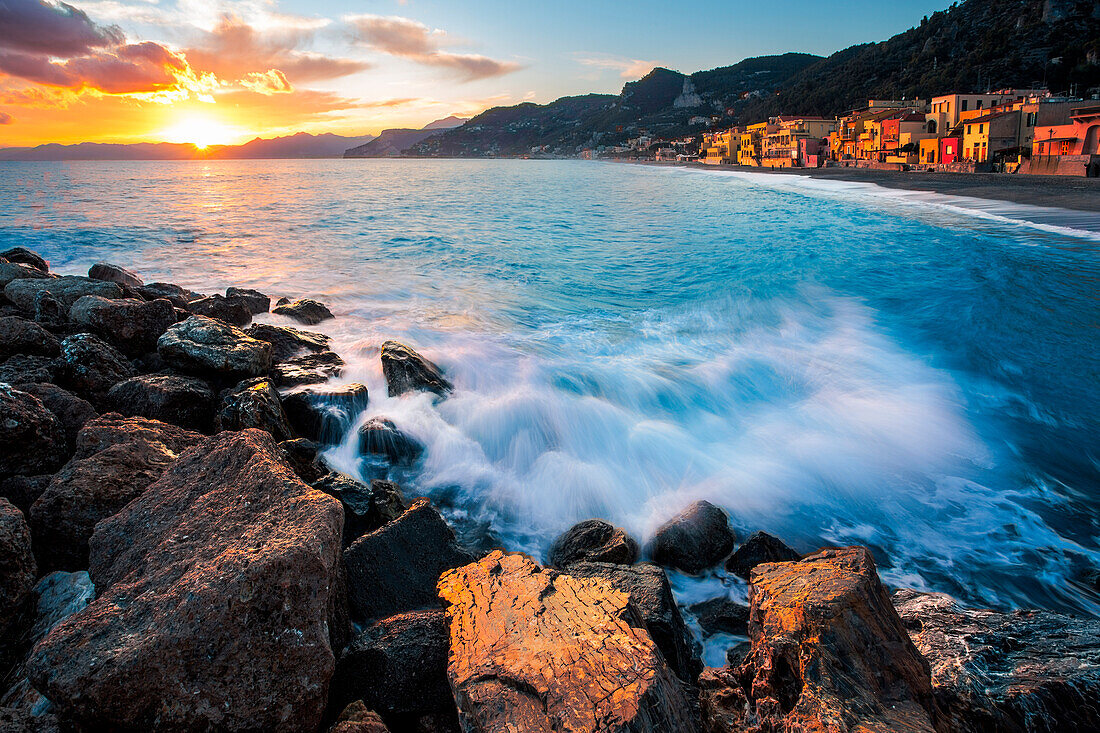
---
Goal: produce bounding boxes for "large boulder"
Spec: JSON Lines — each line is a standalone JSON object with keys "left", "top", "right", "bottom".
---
{"left": 4, "top": 276, "right": 122, "bottom": 312}
{"left": 134, "top": 282, "right": 200, "bottom": 309}
{"left": 380, "top": 341, "right": 452, "bottom": 398}
{"left": 0, "top": 385, "right": 66, "bottom": 479}
{"left": 0, "top": 355, "right": 55, "bottom": 385}
{"left": 646, "top": 500, "right": 735, "bottom": 575}
{"left": 273, "top": 297, "right": 334, "bottom": 325}
{"left": 357, "top": 417, "right": 424, "bottom": 464}
{"left": 0, "top": 475, "right": 51, "bottom": 514}
{"left": 725, "top": 531, "right": 800, "bottom": 579}
{"left": 548, "top": 519, "right": 639, "bottom": 568}
{"left": 328, "top": 702, "right": 391, "bottom": 733}
{"left": 893, "top": 588, "right": 1100, "bottom": 733}
{"left": 0, "top": 317, "right": 59, "bottom": 360}
{"left": 279, "top": 438, "right": 329, "bottom": 484}
{"left": 88, "top": 262, "right": 142, "bottom": 289}
{"left": 53, "top": 333, "right": 136, "bottom": 403}
{"left": 0, "top": 499, "right": 35, "bottom": 634}
{"left": 0, "top": 263, "right": 50, "bottom": 289}
{"left": 106, "top": 374, "right": 215, "bottom": 433}
{"left": 699, "top": 547, "right": 944, "bottom": 733}
{"left": 273, "top": 350, "right": 345, "bottom": 387}
{"left": 246, "top": 322, "right": 331, "bottom": 362}
{"left": 71, "top": 412, "right": 204, "bottom": 459}
{"left": 344, "top": 498, "right": 475, "bottom": 622}
{"left": 313, "top": 473, "right": 405, "bottom": 547}
{"left": 226, "top": 287, "right": 270, "bottom": 314}
{"left": 216, "top": 378, "right": 294, "bottom": 441}
{"left": 157, "top": 315, "right": 272, "bottom": 378}
{"left": 16, "top": 383, "right": 97, "bottom": 451}
{"left": 687, "top": 597, "right": 750, "bottom": 637}
{"left": 282, "top": 383, "right": 369, "bottom": 443}
{"left": 187, "top": 294, "right": 253, "bottom": 327}
{"left": 0, "top": 247, "right": 48, "bottom": 273}
{"left": 27, "top": 429, "right": 344, "bottom": 732}
{"left": 68, "top": 295, "right": 175, "bottom": 356}
{"left": 565, "top": 561, "right": 702, "bottom": 682}
{"left": 437, "top": 551, "right": 699, "bottom": 733}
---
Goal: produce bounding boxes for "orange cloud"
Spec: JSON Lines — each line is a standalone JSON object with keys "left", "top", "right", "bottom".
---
{"left": 239, "top": 69, "right": 293, "bottom": 95}
{"left": 0, "top": 111, "right": 13, "bottom": 124}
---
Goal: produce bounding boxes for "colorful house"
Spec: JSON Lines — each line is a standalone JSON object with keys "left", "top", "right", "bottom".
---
{"left": 1029, "top": 105, "right": 1100, "bottom": 176}
{"left": 962, "top": 110, "right": 1020, "bottom": 162}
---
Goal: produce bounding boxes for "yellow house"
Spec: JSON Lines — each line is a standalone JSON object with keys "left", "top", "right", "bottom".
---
{"left": 761, "top": 116, "right": 836, "bottom": 167}
{"left": 918, "top": 137, "right": 940, "bottom": 165}
{"left": 701, "top": 128, "right": 740, "bottom": 164}
{"left": 962, "top": 111, "right": 1019, "bottom": 162}
{"left": 738, "top": 122, "right": 775, "bottom": 166}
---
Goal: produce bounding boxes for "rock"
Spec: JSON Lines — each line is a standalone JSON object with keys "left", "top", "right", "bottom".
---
{"left": 67, "top": 295, "right": 175, "bottom": 356}
{"left": 29, "top": 416, "right": 202, "bottom": 572}
{"left": 27, "top": 429, "right": 344, "bottom": 732}
{"left": 437, "top": 551, "right": 700, "bottom": 733}
{"left": 53, "top": 333, "right": 136, "bottom": 403}
{"left": 548, "top": 519, "right": 639, "bottom": 567}
{"left": 282, "top": 383, "right": 369, "bottom": 443}
{"left": 0, "top": 316, "right": 59, "bottom": 360}
{"left": 328, "top": 702, "right": 391, "bottom": 733}
{"left": 565, "top": 560, "right": 702, "bottom": 683}
{"left": 88, "top": 262, "right": 143, "bottom": 289}
{"left": 647, "top": 500, "right": 735, "bottom": 575}
{"left": 701, "top": 547, "right": 944, "bottom": 733}
{"left": 280, "top": 438, "right": 328, "bottom": 483}
{"left": 0, "top": 385, "right": 66, "bottom": 479}
{"left": 273, "top": 297, "right": 334, "bottom": 325}
{"left": 0, "top": 355, "right": 55, "bottom": 385}
{"left": 893, "top": 588, "right": 1100, "bottom": 733}
{"left": 0, "top": 248, "right": 48, "bottom": 273}
{"left": 357, "top": 417, "right": 424, "bottom": 464}
{"left": 0, "top": 475, "right": 51, "bottom": 514}
{"left": 31, "top": 292, "right": 65, "bottom": 329}
{"left": 0, "top": 499, "right": 35, "bottom": 632}
{"left": 0, "top": 707, "right": 59, "bottom": 732}
{"left": 106, "top": 374, "right": 215, "bottom": 433}
{"left": 329, "top": 611, "right": 457, "bottom": 731}
{"left": 134, "top": 282, "right": 200, "bottom": 308}
{"left": 157, "top": 315, "right": 272, "bottom": 378}
{"left": 725, "top": 531, "right": 800, "bottom": 579}
{"left": 187, "top": 293, "right": 253, "bottom": 327}
{"left": 246, "top": 322, "right": 331, "bottom": 362}
{"left": 272, "top": 350, "right": 345, "bottom": 387}
{"left": 72, "top": 412, "right": 205, "bottom": 459}
{"left": 4, "top": 276, "right": 122, "bottom": 312}
{"left": 226, "top": 287, "right": 270, "bottom": 314}
{"left": 216, "top": 378, "right": 294, "bottom": 441}
{"left": 380, "top": 340, "right": 452, "bottom": 398}
{"left": 16, "top": 383, "right": 97, "bottom": 450}
{"left": 344, "top": 498, "right": 474, "bottom": 622}
{"left": 688, "top": 597, "right": 750, "bottom": 637}
{"left": 314, "top": 473, "right": 405, "bottom": 546}
{"left": 0, "top": 263, "right": 50, "bottom": 288}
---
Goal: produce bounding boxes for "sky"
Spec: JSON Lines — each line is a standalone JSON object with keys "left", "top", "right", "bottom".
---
{"left": 0, "top": 0, "right": 952, "bottom": 147}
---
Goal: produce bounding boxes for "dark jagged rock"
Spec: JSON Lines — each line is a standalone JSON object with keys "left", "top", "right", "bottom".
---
{"left": 106, "top": 374, "right": 215, "bottom": 433}
{"left": 646, "top": 500, "right": 735, "bottom": 575}
{"left": 282, "top": 383, "right": 369, "bottom": 443}
{"left": 134, "top": 282, "right": 200, "bottom": 308}
{"left": 0, "top": 316, "right": 59, "bottom": 360}
{"left": 328, "top": 702, "right": 391, "bottom": 733}
{"left": 4, "top": 276, "right": 122, "bottom": 312}
{"left": 246, "top": 322, "right": 332, "bottom": 362}
{"left": 68, "top": 295, "right": 176, "bottom": 356}
{"left": 0, "top": 248, "right": 48, "bottom": 273}
{"left": 187, "top": 293, "right": 253, "bottom": 327}
{"left": 0, "top": 475, "right": 51, "bottom": 514}
{"left": 279, "top": 438, "right": 328, "bottom": 483}
{"left": 54, "top": 333, "right": 136, "bottom": 403}
{"left": 329, "top": 611, "right": 457, "bottom": 732}
{"left": 894, "top": 588, "right": 1100, "bottom": 733}
{"left": 216, "top": 378, "right": 294, "bottom": 441}
{"left": 548, "top": 519, "right": 639, "bottom": 567}
{"left": 272, "top": 349, "right": 345, "bottom": 387}
{"left": 226, "top": 287, "right": 270, "bottom": 314}
{"left": 72, "top": 413, "right": 205, "bottom": 460}
{"left": 0, "top": 707, "right": 59, "bottom": 732}
{"left": 0, "top": 263, "right": 50, "bottom": 288}
{"left": 380, "top": 340, "right": 452, "bottom": 398}
{"left": 357, "top": 417, "right": 424, "bottom": 464}
{"left": 157, "top": 315, "right": 272, "bottom": 377}
{"left": 565, "top": 560, "right": 702, "bottom": 683}
{"left": 313, "top": 473, "right": 405, "bottom": 546}
{"left": 27, "top": 429, "right": 344, "bottom": 732}
{"left": 31, "top": 292, "right": 65, "bottom": 329}
{"left": 273, "top": 297, "right": 334, "bottom": 325}
{"left": 17, "top": 383, "right": 97, "bottom": 450}
{"left": 0, "top": 499, "right": 35, "bottom": 634}
{"left": 688, "top": 597, "right": 750, "bottom": 637}
{"left": 0, "top": 354, "right": 55, "bottom": 385}
{"left": 88, "top": 262, "right": 143, "bottom": 289}
{"left": 725, "top": 531, "right": 800, "bottom": 579}
{"left": 0, "top": 385, "right": 66, "bottom": 479}
{"left": 437, "top": 550, "right": 700, "bottom": 733}
{"left": 344, "top": 498, "right": 475, "bottom": 622}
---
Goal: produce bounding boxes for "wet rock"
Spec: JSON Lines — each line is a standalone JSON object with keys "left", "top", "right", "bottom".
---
{"left": 328, "top": 702, "right": 391, "bottom": 733}
{"left": 647, "top": 500, "right": 735, "bottom": 575}
{"left": 157, "top": 315, "right": 272, "bottom": 378}
{"left": 0, "top": 385, "right": 66, "bottom": 479}
{"left": 380, "top": 340, "right": 452, "bottom": 398}
{"left": 68, "top": 295, "right": 176, "bottom": 356}
{"left": 565, "top": 560, "right": 702, "bottom": 682}
{"left": 31, "top": 292, "right": 65, "bottom": 330}
{"left": 279, "top": 437, "right": 328, "bottom": 483}
{"left": 246, "top": 322, "right": 331, "bottom": 362}
{"left": 344, "top": 498, "right": 475, "bottom": 622}
{"left": 27, "top": 429, "right": 344, "bottom": 732}
{"left": 282, "top": 382, "right": 369, "bottom": 443}
{"left": 314, "top": 473, "right": 405, "bottom": 546}
{"left": 273, "top": 349, "right": 345, "bottom": 387}
{"left": 0, "top": 263, "right": 50, "bottom": 289}
{"left": 0, "top": 354, "right": 55, "bottom": 385}
{"left": 437, "top": 550, "right": 699, "bottom": 733}
{"left": 88, "top": 262, "right": 143, "bottom": 289}
{"left": 0, "top": 475, "right": 51, "bottom": 514}
{"left": 688, "top": 597, "right": 750, "bottom": 637}
{"left": 330, "top": 611, "right": 457, "bottom": 731}
{"left": 0, "top": 499, "right": 35, "bottom": 633}
{"left": 0, "top": 247, "right": 48, "bottom": 273}
{"left": 134, "top": 282, "right": 200, "bottom": 308}
{"left": 216, "top": 377, "right": 294, "bottom": 441}
{"left": 226, "top": 286, "right": 270, "bottom": 314}
{"left": 357, "top": 417, "right": 424, "bottom": 464}
{"left": 106, "top": 374, "right": 215, "bottom": 433}
{"left": 187, "top": 293, "right": 253, "bottom": 327}
{"left": 548, "top": 518, "right": 639, "bottom": 567}
{"left": 16, "top": 383, "right": 97, "bottom": 450}
{"left": 725, "top": 531, "right": 800, "bottom": 579}
{"left": 53, "top": 333, "right": 136, "bottom": 403}
{"left": 0, "top": 316, "right": 59, "bottom": 360}
{"left": 4, "top": 276, "right": 122, "bottom": 312}
{"left": 701, "top": 547, "right": 943, "bottom": 733}
{"left": 894, "top": 588, "right": 1100, "bottom": 733}
{"left": 273, "top": 297, "right": 334, "bottom": 325}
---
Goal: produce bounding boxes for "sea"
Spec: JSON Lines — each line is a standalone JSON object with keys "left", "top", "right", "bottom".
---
{"left": 2, "top": 159, "right": 1097, "bottom": 663}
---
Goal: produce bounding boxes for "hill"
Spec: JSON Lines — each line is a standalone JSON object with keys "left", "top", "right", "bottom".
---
{"left": 343, "top": 117, "right": 467, "bottom": 157}
{"left": 0, "top": 133, "right": 375, "bottom": 161}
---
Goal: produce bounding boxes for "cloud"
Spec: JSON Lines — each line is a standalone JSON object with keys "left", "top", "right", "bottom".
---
{"left": 0, "top": 41, "right": 194, "bottom": 94}
{"left": 576, "top": 54, "right": 661, "bottom": 80}
{"left": 239, "top": 69, "right": 292, "bottom": 94}
{"left": 346, "top": 14, "right": 520, "bottom": 81}
{"left": 0, "top": 111, "right": 13, "bottom": 124}
{"left": 0, "top": 0, "right": 123, "bottom": 57}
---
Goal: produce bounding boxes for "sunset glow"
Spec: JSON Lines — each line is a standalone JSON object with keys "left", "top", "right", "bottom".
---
{"left": 159, "top": 116, "right": 243, "bottom": 149}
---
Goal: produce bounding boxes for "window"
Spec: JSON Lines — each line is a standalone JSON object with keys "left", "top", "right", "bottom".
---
{"left": 979, "top": 124, "right": 984, "bottom": 134}
{"left": 962, "top": 100, "right": 968, "bottom": 112}
{"left": 967, "top": 125, "right": 972, "bottom": 135}
{"left": 977, "top": 100, "right": 983, "bottom": 109}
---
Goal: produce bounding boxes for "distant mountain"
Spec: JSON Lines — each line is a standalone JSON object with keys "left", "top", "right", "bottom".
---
{"left": 0, "top": 142, "right": 198, "bottom": 161}
{"left": 0, "top": 132, "right": 375, "bottom": 161}
{"left": 343, "top": 116, "right": 467, "bottom": 158}
{"left": 205, "top": 132, "right": 375, "bottom": 159}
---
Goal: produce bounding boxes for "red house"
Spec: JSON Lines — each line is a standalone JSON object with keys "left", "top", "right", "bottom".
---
{"left": 939, "top": 136, "right": 962, "bottom": 164}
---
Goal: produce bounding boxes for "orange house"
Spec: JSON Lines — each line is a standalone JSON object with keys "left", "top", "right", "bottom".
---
{"left": 1029, "top": 105, "right": 1100, "bottom": 176}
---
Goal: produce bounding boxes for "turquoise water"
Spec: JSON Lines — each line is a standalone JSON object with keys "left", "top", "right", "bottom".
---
{"left": 2, "top": 159, "right": 1098, "bottom": 631}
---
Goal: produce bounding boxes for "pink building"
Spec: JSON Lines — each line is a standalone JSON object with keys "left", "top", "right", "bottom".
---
{"left": 1029, "top": 105, "right": 1100, "bottom": 176}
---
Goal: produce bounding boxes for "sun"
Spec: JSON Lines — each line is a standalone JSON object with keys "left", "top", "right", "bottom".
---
{"left": 159, "top": 115, "right": 241, "bottom": 149}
